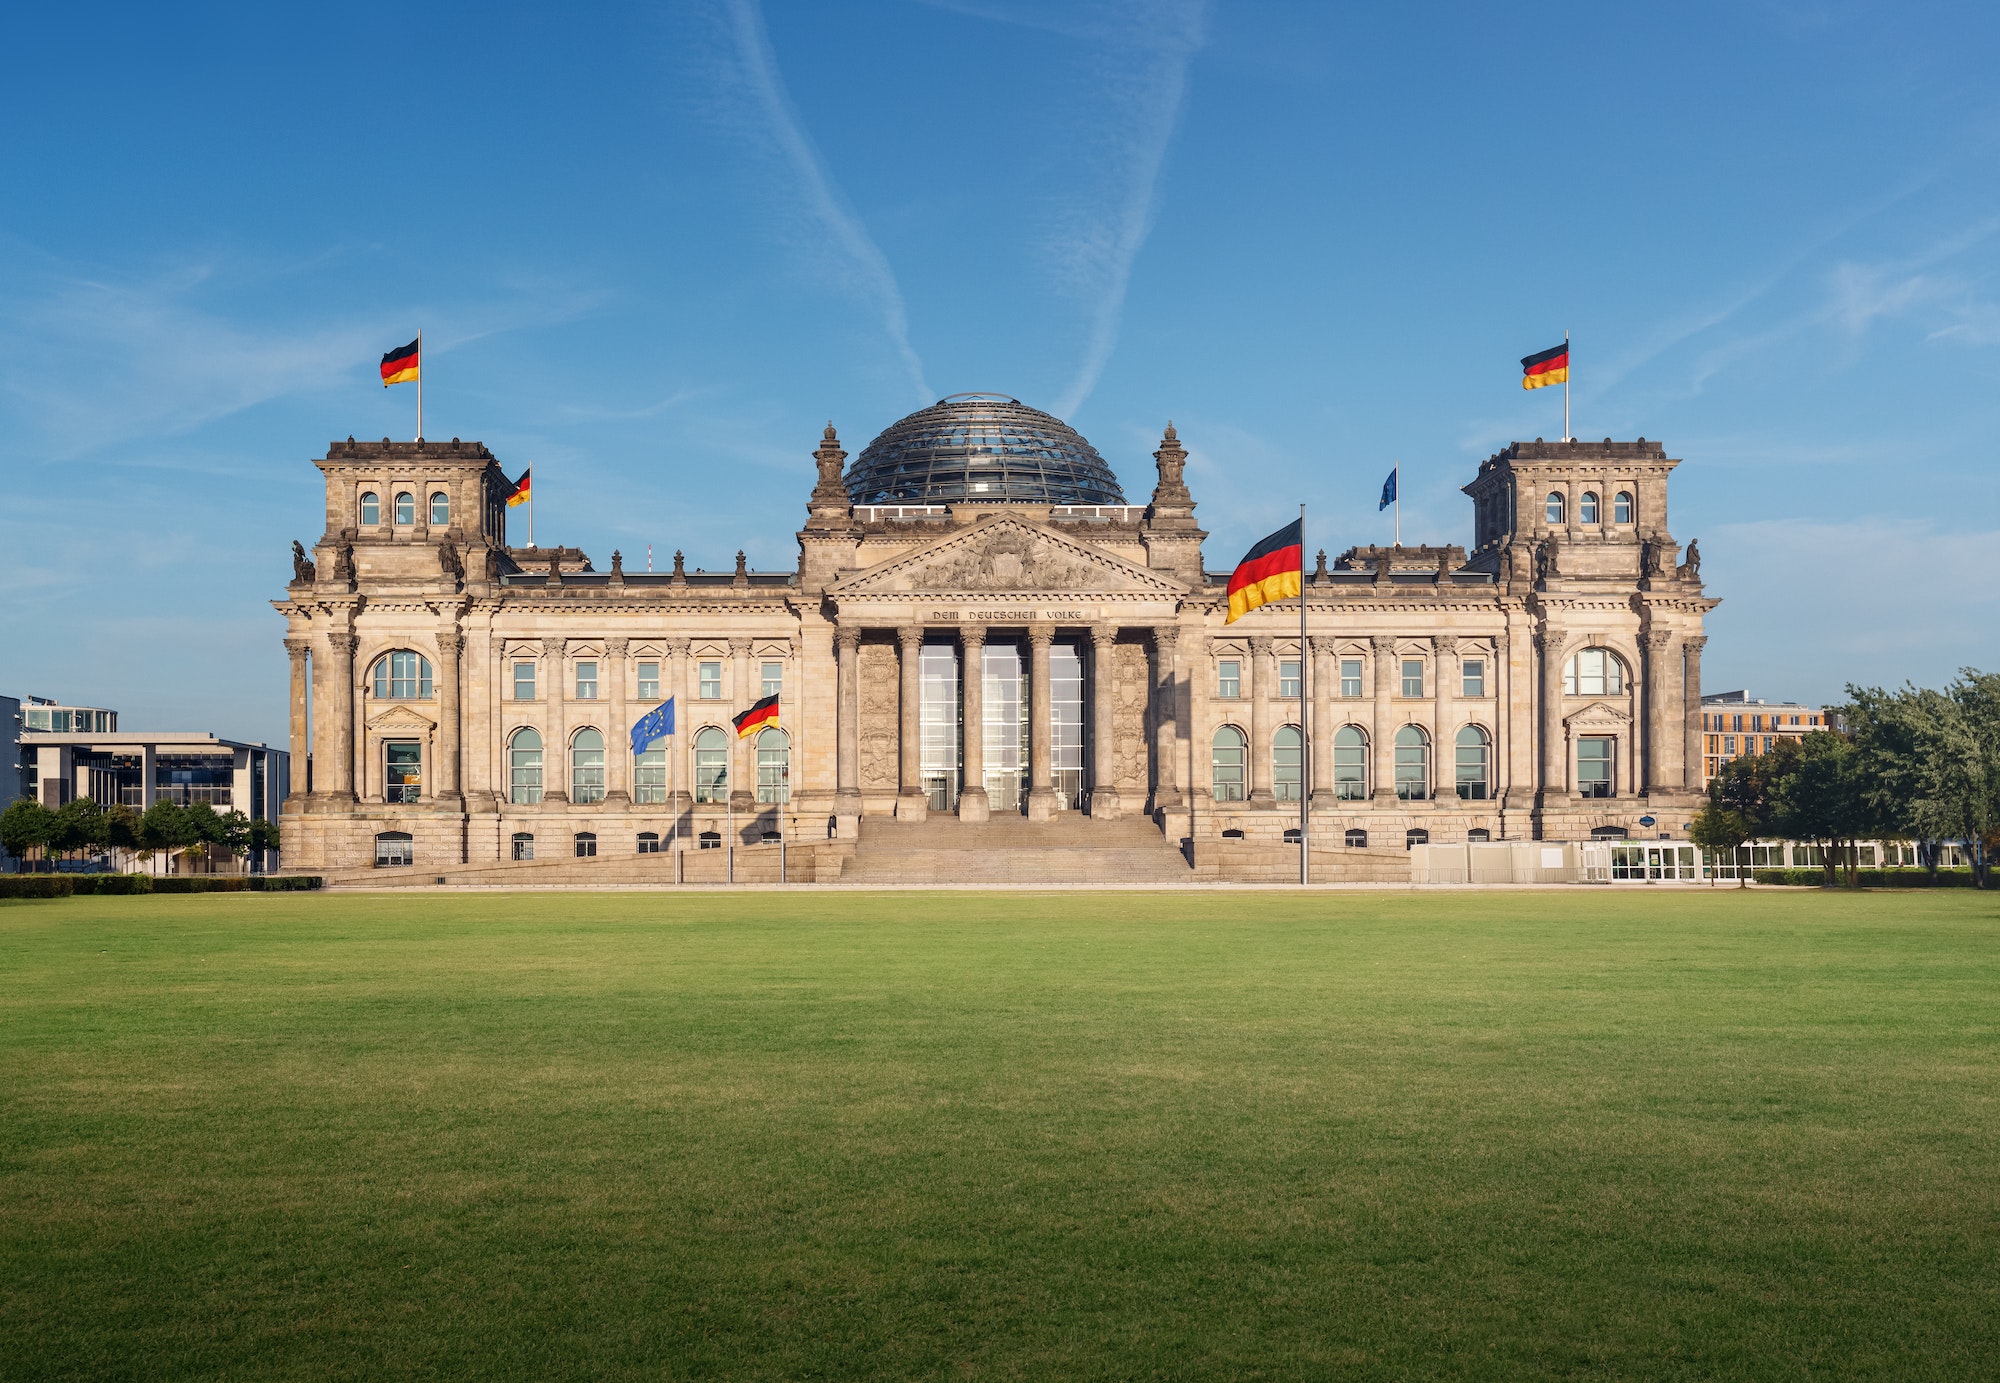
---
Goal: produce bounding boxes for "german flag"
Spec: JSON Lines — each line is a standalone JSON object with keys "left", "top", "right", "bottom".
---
{"left": 733, "top": 695, "right": 779, "bottom": 739}
{"left": 1224, "top": 518, "right": 1303, "bottom": 624}
{"left": 504, "top": 468, "right": 531, "bottom": 508}
{"left": 380, "top": 337, "right": 421, "bottom": 387}
{"left": 1521, "top": 341, "right": 1568, "bottom": 390}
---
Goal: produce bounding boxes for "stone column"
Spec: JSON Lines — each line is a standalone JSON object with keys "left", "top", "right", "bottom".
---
{"left": 958, "top": 625, "right": 989, "bottom": 822}
{"left": 435, "top": 630, "right": 463, "bottom": 806}
{"left": 1682, "top": 636, "right": 1707, "bottom": 793}
{"left": 1026, "top": 625, "right": 1057, "bottom": 822}
{"left": 542, "top": 638, "right": 569, "bottom": 805}
{"left": 1309, "top": 635, "right": 1335, "bottom": 806}
{"left": 328, "top": 632, "right": 358, "bottom": 804}
{"left": 895, "top": 626, "right": 928, "bottom": 820}
{"left": 835, "top": 627, "right": 862, "bottom": 833}
{"left": 1642, "top": 628, "right": 1674, "bottom": 796}
{"left": 603, "top": 637, "right": 630, "bottom": 806}
{"left": 285, "top": 637, "right": 310, "bottom": 805}
{"left": 1149, "top": 627, "right": 1182, "bottom": 812}
{"left": 1247, "top": 635, "right": 1276, "bottom": 808}
{"left": 1187, "top": 627, "right": 1210, "bottom": 807}
{"left": 1536, "top": 627, "right": 1570, "bottom": 802}
{"left": 1370, "top": 635, "right": 1396, "bottom": 802}
{"left": 1089, "top": 624, "right": 1121, "bottom": 820}
{"left": 1433, "top": 635, "right": 1457, "bottom": 805}
{"left": 729, "top": 638, "right": 756, "bottom": 812}
{"left": 666, "top": 638, "right": 692, "bottom": 816}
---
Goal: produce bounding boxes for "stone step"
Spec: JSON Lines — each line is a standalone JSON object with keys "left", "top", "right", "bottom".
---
{"left": 840, "top": 812, "right": 1192, "bottom": 885}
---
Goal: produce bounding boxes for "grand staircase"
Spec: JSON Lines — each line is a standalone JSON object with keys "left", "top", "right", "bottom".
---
{"left": 838, "top": 812, "right": 1193, "bottom": 885}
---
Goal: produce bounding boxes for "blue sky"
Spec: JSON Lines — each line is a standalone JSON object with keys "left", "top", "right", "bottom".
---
{"left": 5, "top": 1, "right": 1998, "bottom": 747}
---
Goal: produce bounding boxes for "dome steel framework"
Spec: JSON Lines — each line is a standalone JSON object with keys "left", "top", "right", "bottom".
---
{"left": 844, "top": 394, "right": 1128, "bottom": 506}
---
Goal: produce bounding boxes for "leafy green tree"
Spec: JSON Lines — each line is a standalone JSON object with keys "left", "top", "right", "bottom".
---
{"left": 103, "top": 803, "right": 141, "bottom": 856}
{"left": 248, "top": 818, "right": 283, "bottom": 859}
{"left": 1707, "top": 735, "right": 1798, "bottom": 845}
{"left": 217, "top": 810, "right": 253, "bottom": 871}
{"left": 181, "top": 802, "right": 225, "bottom": 873}
{"left": 1948, "top": 669, "right": 1998, "bottom": 888}
{"left": 47, "top": 797, "right": 107, "bottom": 864}
{"left": 0, "top": 799, "right": 55, "bottom": 870}
{"left": 1690, "top": 802, "right": 1753, "bottom": 886}
{"left": 1771, "top": 731, "right": 1869, "bottom": 887}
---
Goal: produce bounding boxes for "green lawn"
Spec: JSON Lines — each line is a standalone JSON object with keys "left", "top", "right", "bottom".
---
{"left": 2, "top": 889, "right": 1996, "bottom": 1380}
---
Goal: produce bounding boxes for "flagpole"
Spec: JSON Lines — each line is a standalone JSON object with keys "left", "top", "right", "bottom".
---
{"left": 1394, "top": 466, "right": 1401, "bottom": 547}
{"left": 1563, "top": 330, "right": 1571, "bottom": 442}
{"left": 1299, "top": 501, "right": 1309, "bottom": 887}
{"left": 416, "top": 329, "right": 423, "bottom": 442}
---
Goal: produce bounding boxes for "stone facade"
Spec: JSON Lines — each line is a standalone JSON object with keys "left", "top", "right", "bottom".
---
{"left": 274, "top": 424, "right": 1717, "bottom": 875}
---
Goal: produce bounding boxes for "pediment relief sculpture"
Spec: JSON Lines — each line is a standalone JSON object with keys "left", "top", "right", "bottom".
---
{"left": 367, "top": 704, "right": 437, "bottom": 733}
{"left": 1563, "top": 700, "right": 1631, "bottom": 730}
{"left": 835, "top": 518, "right": 1182, "bottom": 596}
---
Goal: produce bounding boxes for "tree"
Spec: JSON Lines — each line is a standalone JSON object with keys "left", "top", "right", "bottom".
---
{"left": 181, "top": 802, "right": 225, "bottom": 874}
{"left": 1949, "top": 669, "right": 1998, "bottom": 889}
{"left": 1690, "top": 802, "right": 1753, "bottom": 886}
{"left": 103, "top": 803, "right": 141, "bottom": 856}
{"left": 0, "top": 799, "right": 54, "bottom": 870}
{"left": 137, "top": 800, "right": 197, "bottom": 875}
{"left": 217, "top": 810, "right": 253, "bottom": 871}
{"left": 1772, "top": 731, "right": 1869, "bottom": 888}
{"left": 247, "top": 818, "right": 282, "bottom": 860}
{"left": 1708, "top": 735, "right": 1799, "bottom": 845}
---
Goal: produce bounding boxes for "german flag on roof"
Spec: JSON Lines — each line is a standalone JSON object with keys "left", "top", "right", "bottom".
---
{"left": 1224, "top": 518, "right": 1302, "bottom": 624}
{"left": 380, "top": 337, "right": 420, "bottom": 387}
{"left": 1521, "top": 341, "right": 1568, "bottom": 390}
{"left": 504, "top": 468, "right": 531, "bottom": 508}
{"left": 733, "top": 695, "right": 779, "bottom": 739}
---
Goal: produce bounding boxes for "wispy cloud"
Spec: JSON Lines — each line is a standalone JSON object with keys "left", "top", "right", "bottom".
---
{"left": 1037, "top": 1, "right": 1207, "bottom": 417}
{"left": 718, "top": 0, "right": 932, "bottom": 404}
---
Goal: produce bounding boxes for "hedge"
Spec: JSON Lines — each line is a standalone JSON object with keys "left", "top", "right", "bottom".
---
{"left": 1751, "top": 867, "right": 1979, "bottom": 888}
{"left": 0, "top": 874, "right": 322, "bottom": 899}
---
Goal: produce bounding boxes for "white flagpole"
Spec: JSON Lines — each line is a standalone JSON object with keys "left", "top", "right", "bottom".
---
{"left": 1563, "top": 329, "right": 1571, "bottom": 442}
{"left": 416, "top": 329, "right": 424, "bottom": 442}
{"left": 1300, "top": 501, "right": 1309, "bottom": 887}
{"left": 1394, "top": 465, "right": 1401, "bottom": 547}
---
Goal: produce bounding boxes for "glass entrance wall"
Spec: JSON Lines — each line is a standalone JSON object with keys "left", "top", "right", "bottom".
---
{"left": 385, "top": 741, "right": 422, "bottom": 802}
{"left": 1050, "top": 643, "right": 1086, "bottom": 810}
{"left": 982, "top": 643, "right": 1027, "bottom": 812}
{"left": 920, "top": 643, "right": 961, "bottom": 811}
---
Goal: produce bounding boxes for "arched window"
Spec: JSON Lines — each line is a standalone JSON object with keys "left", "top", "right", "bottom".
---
{"left": 697, "top": 830, "right": 722, "bottom": 850}
{"left": 1344, "top": 828, "right": 1368, "bottom": 848}
{"left": 374, "top": 831, "right": 413, "bottom": 867}
{"left": 571, "top": 729, "right": 605, "bottom": 804}
{"left": 1455, "top": 725, "right": 1491, "bottom": 801}
{"left": 1212, "top": 727, "right": 1247, "bottom": 803}
{"left": 1406, "top": 828, "right": 1429, "bottom": 849}
{"left": 1614, "top": 491, "right": 1633, "bottom": 524}
{"left": 371, "top": 650, "right": 434, "bottom": 700}
{"left": 1273, "top": 725, "right": 1303, "bottom": 802}
{"left": 694, "top": 727, "right": 729, "bottom": 803}
{"left": 429, "top": 491, "right": 450, "bottom": 526}
{"left": 1468, "top": 828, "right": 1492, "bottom": 842}
{"left": 1546, "top": 491, "right": 1565, "bottom": 524}
{"left": 573, "top": 831, "right": 597, "bottom": 858}
{"left": 634, "top": 744, "right": 667, "bottom": 804}
{"left": 359, "top": 491, "right": 380, "bottom": 526}
{"left": 1394, "top": 725, "right": 1429, "bottom": 800}
{"left": 636, "top": 832, "right": 661, "bottom": 854}
{"left": 1563, "top": 647, "right": 1627, "bottom": 696}
{"left": 394, "top": 492, "right": 415, "bottom": 524}
{"left": 511, "top": 832, "right": 535, "bottom": 861}
{"left": 508, "top": 728, "right": 543, "bottom": 805}
{"left": 1333, "top": 725, "right": 1368, "bottom": 800}
{"left": 1579, "top": 491, "right": 1599, "bottom": 524}
{"left": 756, "top": 726, "right": 791, "bottom": 804}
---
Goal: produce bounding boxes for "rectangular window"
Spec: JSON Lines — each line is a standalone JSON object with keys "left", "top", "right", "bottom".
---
{"left": 1339, "top": 659, "right": 1362, "bottom": 698}
{"left": 513, "top": 661, "right": 535, "bottom": 701}
{"left": 1578, "top": 736, "right": 1614, "bottom": 798}
{"left": 385, "top": 741, "right": 422, "bottom": 803}
{"left": 1401, "top": 660, "right": 1424, "bottom": 698}
{"left": 1279, "top": 660, "right": 1301, "bottom": 699}
{"left": 762, "top": 660, "right": 784, "bottom": 698}
{"left": 1218, "top": 659, "right": 1240, "bottom": 698}
{"left": 637, "top": 661, "right": 660, "bottom": 701}
{"left": 1724, "top": 735, "right": 1736, "bottom": 754}
{"left": 634, "top": 749, "right": 667, "bottom": 804}
{"left": 574, "top": 660, "right": 598, "bottom": 700}
{"left": 1461, "top": 658, "right": 1485, "bottom": 697}
{"left": 1763, "top": 736, "right": 1774, "bottom": 753}
{"left": 699, "top": 661, "right": 722, "bottom": 699}
{"left": 1732, "top": 714, "right": 1744, "bottom": 732}
{"left": 1751, "top": 714, "right": 1763, "bottom": 732}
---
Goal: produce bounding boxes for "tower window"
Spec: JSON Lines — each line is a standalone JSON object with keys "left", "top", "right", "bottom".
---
{"left": 1546, "top": 491, "right": 1565, "bottom": 524}
{"left": 359, "top": 491, "right": 380, "bottom": 526}
{"left": 1614, "top": 491, "right": 1633, "bottom": 524}
{"left": 394, "top": 492, "right": 415, "bottom": 525}
{"left": 1580, "top": 491, "right": 1599, "bottom": 524}
{"left": 430, "top": 491, "right": 450, "bottom": 525}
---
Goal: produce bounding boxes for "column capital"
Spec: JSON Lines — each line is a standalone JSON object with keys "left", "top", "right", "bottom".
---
{"left": 328, "top": 632, "right": 359, "bottom": 656}
{"left": 435, "top": 632, "right": 465, "bottom": 658}
{"left": 284, "top": 637, "right": 311, "bottom": 659}
{"left": 1028, "top": 623, "right": 1055, "bottom": 648}
{"left": 835, "top": 624, "right": 862, "bottom": 653}
{"left": 959, "top": 622, "right": 987, "bottom": 650}
{"left": 1090, "top": 622, "right": 1118, "bottom": 648}
{"left": 604, "top": 636, "right": 629, "bottom": 659}
{"left": 1370, "top": 634, "right": 1396, "bottom": 654}
{"left": 1433, "top": 634, "right": 1458, "bottom": 654}
{"left": 1682, "top": 635, "right": 1707, "bottom": 655}
{"left": 1248, "top": 634, "right": 1274, "bottom": 656}
{"left": 728, "top": 636, "right": 754, "bottom": 657}
{"left": 896, "top": 625, "right": 924, "bottom": 651}
{"left": 1151, "top": 625, "right": 1179, "bottom": 654}
{"left": 1641, "top": 629, "right": 1674, "bottom": 653}
{"left": 664, "top": 637, "right": 691, "bottom": 657}
{"left": 540, "top": 637, "right": 566, "bottom": 660}
{"left": 1308, "top": 634, "right": 1338, "bottom": 655}
{"left": 1533, "top": 626, "right": 1570, "bottom": 655}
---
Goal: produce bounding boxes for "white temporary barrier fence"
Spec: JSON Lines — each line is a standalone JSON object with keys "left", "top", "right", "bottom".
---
{"left": 1408, "top": 840, "right": 1698, "bottom": 884}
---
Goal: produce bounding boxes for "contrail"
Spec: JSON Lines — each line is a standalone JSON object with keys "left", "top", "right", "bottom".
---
{"left": 725, "top": 0, "right": 932, "bottom": 404}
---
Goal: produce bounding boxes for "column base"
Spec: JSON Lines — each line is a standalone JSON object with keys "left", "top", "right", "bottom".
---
{"left": 957, "top": 787, "right": 990, "bottom": 823}
{"left": 1149, "top": 786, "right": 1184, "bottom": 813}
{"left": 1247, "top": 790, "right": 1277, "bottom": 810}
{"left": 543, "top": 790, "right": 570, "bottom": 806}
{"left": 1088, "top": 788, "right": 1121, "bottom": 820}
{"left": 895, "top": 791, "right": 930, "bottom": 822}
{"left": 1026, "top": 787, "right": 1059, "bottom": 822}
{"left": 1371, "top": 788, "right": 1398, "bottom": 804}
{"left": 603, "top": 789, "right": 632, "bottom": 807}
{"left": 729, "top": 790, "right": 757, "bottom": 813}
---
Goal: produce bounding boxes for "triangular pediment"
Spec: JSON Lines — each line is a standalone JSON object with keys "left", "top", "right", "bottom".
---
{"left": 830, "top": 515, "right": 1186, "bottom": 596}
{"left": 1564, "top": 699, "right": 1631, "bottom": 731}
{"left": 367, "top": 703, "right": 437, "bottom": 733}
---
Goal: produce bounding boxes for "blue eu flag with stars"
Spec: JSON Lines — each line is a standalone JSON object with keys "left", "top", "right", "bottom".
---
{"left": 630, "top": 696, "right": 675, "bottom": 758}
{"left": 1378, "top": 466, "right": 1398, "bottom": 511}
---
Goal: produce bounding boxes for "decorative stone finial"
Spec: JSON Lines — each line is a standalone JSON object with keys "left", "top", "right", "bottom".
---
{"left": 733, "top": 550, "right": 750, "bottom": 588}
{"left": 610, "top": 548, "right": 623, "bottom": 576}
{"left": 671, "top": 549, "right": 687, "bottom": 586}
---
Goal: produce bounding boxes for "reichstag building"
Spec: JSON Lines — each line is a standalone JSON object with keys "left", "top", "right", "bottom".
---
{"left": 275, "top": 394, "right": 1718, "bottom": 880}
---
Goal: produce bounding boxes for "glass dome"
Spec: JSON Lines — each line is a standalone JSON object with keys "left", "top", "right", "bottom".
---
{"left": 844, "top": 394, "right": 1127, "bottom": 506}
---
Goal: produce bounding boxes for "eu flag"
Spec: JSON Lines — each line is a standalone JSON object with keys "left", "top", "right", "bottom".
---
{"left": 630, "top": 696, "right": 675, "bottom": 757}
{"left": 1378, "top": 466, "right": 1398, "bottom": 511}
